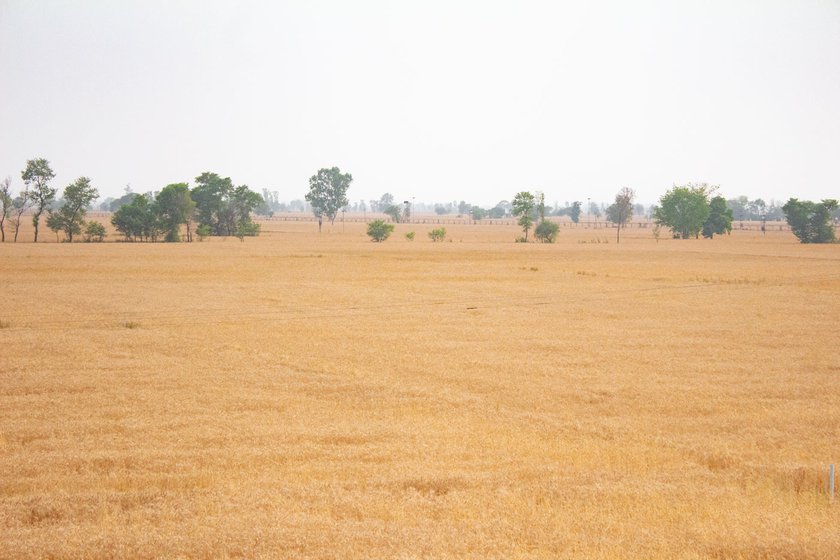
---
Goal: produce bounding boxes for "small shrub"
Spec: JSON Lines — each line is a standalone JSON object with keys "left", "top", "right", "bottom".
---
{"left": 84, "top": 222, "right": 107, "bottom": 242}
{"left": 367, "top": 220, "right": 394, "bottom": 242}
{"left": 235, "top": 221, "right": 261, "bottom": 241}
{"left": 429, "top": 228, "right": 447, "bottom": 242}
{"left": 122, "top": 321, "right": 140, "bottom": 329}
{"left": 405, "top": 231, "right": 415, "bottom": 241}
{"left": 514, "top": 236, "right": 527, "bottom": 243}
{"left": 196, "top": 225, "right": 211, "bottom": 241}
{"left": 534, "top": 220, "right": 559, "bottom": 243}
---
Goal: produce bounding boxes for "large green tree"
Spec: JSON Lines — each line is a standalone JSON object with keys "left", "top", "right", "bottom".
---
{"left": 46, "top": 176, "right": 99, "bottom": 242}
{"left": 192, "top": 172, "right": 262, "bottom": 236}
{"left": 156, "top": 183, "right": 195, "bottom": 242}
{"left": 512, "top": 191, "right": 536, "bottom": 241}
{"left": 305, "top": 167, "right": 352, "bottom": 232}
{"left": 21, "top": 158, "right": 56, "bottom": 242}
{"left": 606, "top": 187, "right": 635, "bottom": 243}
{"left": 654, "top": 184, "right": 713, "bottom": 239}
{"left": 111, "top": 194, "right": 161, "bottom": 241}
{"left": 702, "top": 196, "right": 733, "bottom": 239}
{"left": 782, "top": 198, "right": 838, "bottom": 243}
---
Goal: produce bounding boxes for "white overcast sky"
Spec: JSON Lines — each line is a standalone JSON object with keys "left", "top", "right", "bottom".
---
{"left": 1, "top": 1, "right": 838, "bottom": 206}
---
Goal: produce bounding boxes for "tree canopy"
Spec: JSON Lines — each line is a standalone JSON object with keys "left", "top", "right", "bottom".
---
{"left": 46, "top": 176, "right": 99, "bottom": 242}
{"left": 305, "top": 167, "right": 352, "bottom": 231}
{"left": 21, "top": 158, "right": 56, "bottom": 242}
{"left": 156, "top": 183, "right": 196, "bottom": 242}
{"left": 702, "top": 196, "right": 733, "bottom": 239}
{"left": 192, "top": 172, "right": 262, "bottom": 236}
{"left": 654, "top": 184, "right": 713, "bottom": 239}
{"left": 512, "top": 191, "right": 536, "bottom": 241}
{"left": 782, "top": 198, "right": 838, "bottom": 243}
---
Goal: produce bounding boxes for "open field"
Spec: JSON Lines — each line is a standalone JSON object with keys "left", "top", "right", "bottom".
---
{"left": 1, "top": 221, "right": 839, "bottom": 559}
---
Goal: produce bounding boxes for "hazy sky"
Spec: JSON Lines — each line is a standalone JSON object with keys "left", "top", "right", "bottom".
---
{"left": 1, "top": 1, "right": 838, "bottom": 206}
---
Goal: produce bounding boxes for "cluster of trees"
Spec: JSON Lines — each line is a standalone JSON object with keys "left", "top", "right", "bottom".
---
{"left": 0, "top": 158, "right": 103, "bottom": 243}
{"left": 111, "top": 173, "right": 262, "bottom": 242}
{"left": 652, "top": 183, "right": 733, "bottom": 239}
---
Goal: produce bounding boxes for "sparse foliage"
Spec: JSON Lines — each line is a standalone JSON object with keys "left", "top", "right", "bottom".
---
{"left": 606, "top": 187, "right": 635, "bottom": 243}
{"left": 428, "top": 227, "right": 447, "bottom": 242}
{"left": 534, "top": 220, "right": 559, "bottom": 243}
{"left": 0, "top": 177, "right": 12, "bottom": 242}
{"left": 21, "top": 158, "right": 56, "bottom": 242}
{"left": 46, "top": 176, "right": 99, "bottom": 242}
{"left": 512, "top": 191, "right": 536, "bottom": 241}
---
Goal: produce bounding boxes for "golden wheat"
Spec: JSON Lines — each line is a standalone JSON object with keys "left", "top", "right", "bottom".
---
{"left": 1, "top": 219, "right": 838, "bottom": 559}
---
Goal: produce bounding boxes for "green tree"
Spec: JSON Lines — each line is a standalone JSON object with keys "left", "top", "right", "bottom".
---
{"left": 383, "top": 204, "right": 402, "bottom": 223}
{"left": 569, "top": 201, "right": 582, "bottom": 223}
{"left": 534, "top": 220, "right": 559, "bottom": 243}
{"left": 45, "top": 176, "right": 99, "bottom": 242}
{"left": 84, "top": 221, "right": 107, "bottom": 242}
{"left": 512, "top": 191, "right": 536, "bottom": 241}
{"left": 0, "top": 177, "right": 12, "bottom": 242}
{"left": 111, "top": 194, "right": 160, "bottom": 241}
{"left": 156, "top": 183, "right": 195, "bottom": 242}
{"left": 366, "top": 219, "right": 394, "bottom": 242}
{"left": 654, "top": 184, "right": 713, "bottom": 239}
{"left": 305, "top": 167, "right": 352, "bottom": 232}
{"left": 702, "top": 196, "right": 733, "bottom": 238}
{"left": 21, "top": 158, "right": 56, "bottom": 242}
{"left": 782, "top": 198, "right": 838, "bottom": 243}
{"left": 428, "top": 227, "right": 447, "bottom": 242}
{"left": 606, "top": 187, "right": 635, "bottom": 244}
{"left": 192, "top": 172, "right": 262, "bottom": 236}
{"left": 470, "top": 206, "right": 486, "bottom": 221}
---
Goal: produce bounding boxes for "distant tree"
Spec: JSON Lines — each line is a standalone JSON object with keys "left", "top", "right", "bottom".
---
{"left": 458, "top": 200, "right": 470, "bottom": 215}
{"left": 569, "top": 201, "right": 582, "bottom": 223}
{"left": 606, "top": 187, "right": 635, "bottom": 243}
{"left": 534, "top": 220, "right": 559, "bottom": 243}
{"left": 782, "top": 198, "right": 838, "bottom": 243}
{"left": 702, "top": 196, "right": 733, "bottom": 238}
{"left": 46, "top": 176, "right": 99, "bottom": 242}
{"left": 588, "top": 201, "right": 601, "bottom": 219}
{"left": 111, "top": 194, "right": 160, "bottom": 241}
{"left": 192, "top": 172, "right": 262, "bottom": 236}
{"left": 488, "top": 205, "right": 506, "bottom": 219}
{"left": 84, "top": 221, "right": 106, "bottom": 242}
{"left": 156, "top": 183, "right": 195, "bottom": 242}
{"left": 109, "top": 191, "right": 138, "bottom": 212}
{"left": 383, "top": 204, "right": 402, "bottom": 223}
{"left": 434, "top": 204, "right": 450, "bottom": 215}
{"left": 305, "top": 167, "right": 352, "bottom": 232}
{"left": 378, "top": 193, "right": 394, "bottom": 210}
{"left": 366, "top": 219, "right": 394, "bottom": 242}
{"left": 21, "top": 158, "right": 56, "bottom": 242}
{"left": 9, "top": 189, "right": 32, "bottom": 243}
{"left": 0, "top": 177, "right": 12, "bottom": 242}
{"left": 470, "top": 206, "right": 486, "bottom": 221}
{"left": 654, "top": 183, "right": 713, "bottom": 239}
{"left": 512, "top": 191, "right": 536, "bottom": 241}
{"left": 429, "top": 227, "right": 447, "bottom": 242}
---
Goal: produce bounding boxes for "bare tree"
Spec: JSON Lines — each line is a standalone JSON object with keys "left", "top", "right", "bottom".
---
{"left": 606, "top": 187, "right": 635, "bottom": 244}
{"left": 9, "top": 188, "right": 32, "bottom": 242}
{"left": 0, "top": 177, "right": 12, "bottom": 242}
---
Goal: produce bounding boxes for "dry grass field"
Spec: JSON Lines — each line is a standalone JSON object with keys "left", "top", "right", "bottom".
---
{"left": 1, "top": 218, "right": 839, "bottom": 559}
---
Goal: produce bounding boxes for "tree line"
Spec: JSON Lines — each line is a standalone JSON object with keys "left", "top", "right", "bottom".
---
{"left": 0, "top": 159, "right": 263, "bottom": 242}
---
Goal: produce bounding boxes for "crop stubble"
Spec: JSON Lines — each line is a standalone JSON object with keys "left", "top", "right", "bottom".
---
{"left": 1, "top": 221, "right": 839, "bottom": 559}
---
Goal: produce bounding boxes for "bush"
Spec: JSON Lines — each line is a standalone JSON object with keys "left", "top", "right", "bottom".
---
{"left": 367, "top": 219, "right": 394, "bottom": 242}
{"left": 196, "top": 224, "right": 211, "bottom": 241}
{"left": 428, "top": 227, "right": 447, "bottom": 242}
{"left": 235, "top": 221, "right": 261, "bottom": 241}
{"left": 782, "top": 198, "right": 838, "bottom": 243}
{"left": 534, "top": 220, "right": 559, "bottom": 243}
{"left": 405, "top": 231, "right": 415, "bottom": 241}
{"left": 84, "top": 221, "right": 107, "bottom": 242}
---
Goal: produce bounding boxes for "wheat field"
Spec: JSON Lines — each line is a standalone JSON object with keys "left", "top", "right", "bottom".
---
{"left": 1, "top": 219, "right": 838, "bottom": 559}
